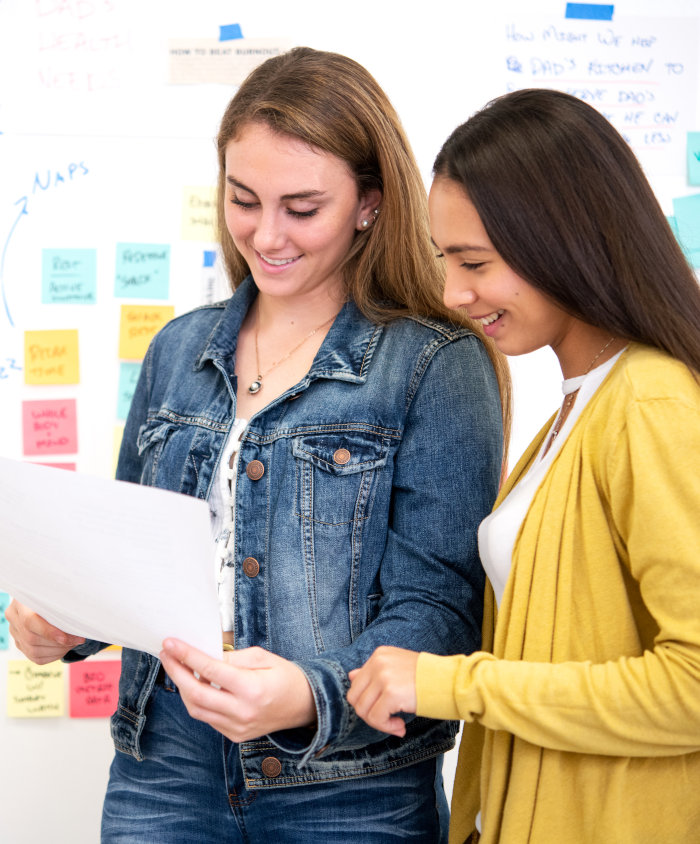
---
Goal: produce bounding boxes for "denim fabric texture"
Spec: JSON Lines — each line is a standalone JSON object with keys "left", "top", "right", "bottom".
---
{"left": 69, "top": 275, "right": 503, "bottom": 788}
{"left": 101, "top": 680, "right": 449, "bottom": 843}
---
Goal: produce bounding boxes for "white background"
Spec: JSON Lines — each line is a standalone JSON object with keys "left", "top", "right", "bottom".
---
{"left": 0, "top": 1, "right": 698, "bottom": 841}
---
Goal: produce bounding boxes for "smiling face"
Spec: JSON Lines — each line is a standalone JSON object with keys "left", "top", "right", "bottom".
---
{"left": 429, "top": 177, "right": 587, "bottom": 364}
{"left": 224, "top": 122, "right": 379, "bottom": 306}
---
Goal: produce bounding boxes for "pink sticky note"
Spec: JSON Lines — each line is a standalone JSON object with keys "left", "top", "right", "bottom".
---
{"left": 37, "top": 462, "right": 77, "bottom": 471}
{"left": 69, "top": 660, "right": 122, "bottom": 718}
{"left": 22, "top": 398, "right": 78, "bottom": 456}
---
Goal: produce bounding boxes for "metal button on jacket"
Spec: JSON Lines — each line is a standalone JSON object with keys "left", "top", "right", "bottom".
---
{"left": 333, "top": 448, "right": 351, "bottom": 465}
{"left": 246, "top": 459, "right": 264, "bottom": 480}
{"left": 261, "top": 756, "right": 282, "bottom": 778}
{"left": 242, "top": 556, "right": 259, "bottom": 577}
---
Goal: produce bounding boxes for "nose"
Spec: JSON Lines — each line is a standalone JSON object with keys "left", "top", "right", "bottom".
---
{"left": 253, "top": 208, "right": 287, "bottom": 254}
{"left": 443, "top": 268, "right": 477, "bottom": 311}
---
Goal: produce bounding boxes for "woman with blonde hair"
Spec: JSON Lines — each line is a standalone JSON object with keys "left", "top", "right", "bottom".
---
{"left": 348, "top": 88, "right": 700, "bottom": 843}
{"left": 8, "top": 48, "right": 508, "bottom": 842}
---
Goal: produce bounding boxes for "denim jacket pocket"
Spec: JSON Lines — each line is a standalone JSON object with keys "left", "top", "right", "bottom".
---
{"left": 292, "top": 432, "right": 391, "bottom": 652}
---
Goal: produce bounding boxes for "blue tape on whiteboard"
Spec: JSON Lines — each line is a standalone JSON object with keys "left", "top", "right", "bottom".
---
{"left": 565, "top": 3, "right": 614, "bottom": 20}
{"left": 220, "top": 23, "right": 243, "bottom": 41}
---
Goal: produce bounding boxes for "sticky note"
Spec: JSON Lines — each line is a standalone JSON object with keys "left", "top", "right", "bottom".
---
{"left": 118, "top": 304, "right": 174, "bottom": 360}
{"left": 37, "top": 462, "right": 77, "bottom": 471}
{"left": 22, "top": 398, "right": 78, "bottom": 456}
{"left": 7, "top": 660, "right": 65, "bottom": 718}
{"left": 182, "top": 186, "right": 217, "bottom": 241}
{"left": 687, "top": 132, "right": 700, "bottom": 186}
{"left": 0, "top": 591, "right": 10, "bottom": 650}
{"left": 69, "top": 659, "right": 121, "bottom": 718}
{"left": 42, "top": 248, "right": 97, "bottom": 304}
{"left": 672, "top": 193, "right": 700, "bottom": 253}
{"left": 24, "top": 329, "right": 80, "bottom": 384}
{"left": 219, "top": 23, "right": 243, "bottom": 41}
{"left": 116, "top": 361, "right": 142, "bottom": 420}
{"left": 565, "top": 3, "right": 614, "bottom": 20}
{"left": 114, "top": 244, "right": 171, "bottom": 300}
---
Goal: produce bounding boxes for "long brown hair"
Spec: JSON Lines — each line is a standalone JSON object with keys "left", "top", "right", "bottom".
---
{"left": 434, "top": 88, "right": 700, "bottom": 374}
{"left": 216, "top": 47, "right": 511, "bottom": 441}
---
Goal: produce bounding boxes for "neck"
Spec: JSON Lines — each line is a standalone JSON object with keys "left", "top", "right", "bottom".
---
{"left": 552, "top": 322, "right": 622, "bottom": 379}
{"left": 254, "top": 287, "right": 345, "bottom": 333}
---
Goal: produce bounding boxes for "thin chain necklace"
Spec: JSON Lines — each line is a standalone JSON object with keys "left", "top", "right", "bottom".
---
{"left": 548, "top": 336, "right": 617, "bottom": 443}
{"left": 247, "top": 311, "right": 337, "bottom": 394}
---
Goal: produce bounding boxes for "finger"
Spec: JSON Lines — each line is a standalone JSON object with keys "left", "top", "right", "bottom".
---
{"left": 161, "top": 639, "right": 243, "bottom": 690}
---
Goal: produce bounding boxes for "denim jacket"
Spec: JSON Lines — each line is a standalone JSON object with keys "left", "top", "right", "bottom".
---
{"left": 69, "top": 276, "right": 502, "bottom": 787}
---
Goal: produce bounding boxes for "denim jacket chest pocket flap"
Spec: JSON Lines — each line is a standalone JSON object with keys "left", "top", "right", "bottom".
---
{"left": 292, "top": 432, "right": 392, "bottom": 527}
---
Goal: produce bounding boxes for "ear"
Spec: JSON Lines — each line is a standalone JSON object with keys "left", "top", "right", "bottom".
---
{"left": 356, "top": 188, "right": 382, "bottom": 231}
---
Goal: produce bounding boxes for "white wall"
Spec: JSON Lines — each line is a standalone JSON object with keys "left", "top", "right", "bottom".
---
{"left": 0, "top": 1, "right": 698, "bottom": 841}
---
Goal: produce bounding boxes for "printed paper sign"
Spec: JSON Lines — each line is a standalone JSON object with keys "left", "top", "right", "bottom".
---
{"left": 69, "top": 659, "right": 121, "bottom": 718}
{"left": 7, "top": 660, "right": 65, "bottom": 718}
{"left": 118, "top": 304, "right": 174, "bottom": 360}
{"left": 42, "top": 248, "right": 97, "bottom": 304}
{"left": 24, "top": 329, "right": 80, "bottom": 384}
{"left": 22, "top": 398, "right": 78, "bottom": 456}
{"left": 182, "top": 186, "right": 217, "bottom": 242}
{"left": 168, "top": 37, "right": 291, "bottom": 86}
{"left": 114, "top": 243, "right": 170, "bottom": 299}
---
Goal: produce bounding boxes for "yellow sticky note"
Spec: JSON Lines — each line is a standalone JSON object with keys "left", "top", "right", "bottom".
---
{"left": 182, "top": 186, "right": 217, "bottom": 242}
{"left": 24, "top": 329, "right": 80, "bottom": 385}
{"left": 118, "top": 305, "right": 174, "bottom": 360}
{"left": 7, "top": 660, "right": 65, "bottom": 718}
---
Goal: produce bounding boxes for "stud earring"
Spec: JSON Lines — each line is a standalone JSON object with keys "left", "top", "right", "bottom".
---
{"left": 360, "top": 219, "right": 370, "bottom": 228}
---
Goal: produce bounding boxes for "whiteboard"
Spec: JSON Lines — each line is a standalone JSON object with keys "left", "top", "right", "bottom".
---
{"left": 0, "top": 1, "right": 698, "bottom": 841}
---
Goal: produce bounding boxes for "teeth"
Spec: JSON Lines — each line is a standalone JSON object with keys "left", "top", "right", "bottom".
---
{"left": 479, "top": 310, "right": 504, "bottom": 326}
{"left": 260, "top": 253, "right": 298, "bottom": 266}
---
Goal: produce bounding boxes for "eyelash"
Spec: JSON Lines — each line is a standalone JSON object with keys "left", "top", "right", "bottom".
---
{"left": 230, "top": 197, "right": 318, "bottom": 218}
{"left": 434, "top": 251, "right": 484, "bottom": 272}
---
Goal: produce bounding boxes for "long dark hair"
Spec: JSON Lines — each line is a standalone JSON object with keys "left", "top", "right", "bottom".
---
{"left": 433, "top": 88, "right": 700, "bottom": 373}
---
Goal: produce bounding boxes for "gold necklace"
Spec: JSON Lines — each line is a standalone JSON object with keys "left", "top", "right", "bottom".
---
{"left": 247, "top": 312, "right": 337, "bottom": 394}
{"left": 549, "top": 336, "right": 617, "bottom": 442}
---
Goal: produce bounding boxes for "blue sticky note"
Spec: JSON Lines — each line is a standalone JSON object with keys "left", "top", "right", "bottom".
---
{"left": 0, "top": 591, "right": 10, "bottom": 650}
{"left": 565, "top": 3, "right": 614, "bottom": 20}
{"left": 42, "top": 248, "right": 97, "bottom": 304}
{"left": 203, "top": 250, "right": 217, "bottom": 268}
{"left": 672, "top": 194, "right": 700, "bottom": 254}
{"left": 116, "top": 361, "right": 142, "bottom": 420}
{"left": 114, "top": 244, "right": 170, "bottom": 299}
{"left": 687, "top": 132, "right": 700, "bottom": 186}
{"left": 219, "top": 23, "right": 243, "bottom": 41}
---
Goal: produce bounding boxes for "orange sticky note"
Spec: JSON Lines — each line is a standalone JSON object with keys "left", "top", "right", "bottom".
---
{"left": 24, "top": 329, "right": 80, "bottom": 384}
{"left": 119, "top": 304, "right": 174, "bottom": 360}
{"left": 22, "top": 398, "right": 78, "bottom": 456}
{"left": 7, "top": 660, "right": 65, "bottom": 718}
{"left": 69, "top": 659, "right": 121, "bottom": 718}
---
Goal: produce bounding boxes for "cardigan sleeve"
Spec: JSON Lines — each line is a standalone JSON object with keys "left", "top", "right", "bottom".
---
{"left": 416, "top": 387, "right": 700, "bottom": 757}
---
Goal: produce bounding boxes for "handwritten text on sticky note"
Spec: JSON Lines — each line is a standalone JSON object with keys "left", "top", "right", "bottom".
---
{"left": 69, "top": 659, "right": 121, "bottom": 718}
{"left": 182, "top": 186, "right": 217, "bottom": 241}
{"left": 42, "top": 248, "right": 97, "bottom": 304}
{"left": 24, "top": 329, "right": 80, "bottom": 384}
{"left": 22, "top": 398, "right": 78, "bottom": 456}
{"left": 118, "top": 305, "right": 174, "bottom": 360}
{"left": 7, "top": 660, "right": 65, "bottom": 718}
{"left": 115, "top": 244, "right": 170, "bottom": 299}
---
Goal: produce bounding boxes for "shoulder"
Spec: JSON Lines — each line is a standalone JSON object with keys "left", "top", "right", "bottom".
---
{"left": 386, "top": 313, "right": 477, "bottom": 344}
{"left": 607, "top": 344, "right": 700, "bottom": 407}
{"left": 154, "top": 300, "right": 228, "bottom": 342}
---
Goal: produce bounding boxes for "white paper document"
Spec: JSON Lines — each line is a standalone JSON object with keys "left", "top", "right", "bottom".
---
{"left": 0, "top": 458, "right": 221, "bottom": 659}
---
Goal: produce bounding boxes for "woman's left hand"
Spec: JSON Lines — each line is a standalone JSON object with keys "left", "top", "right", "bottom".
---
{"left": 159, "top": 639, "right": 316, "bottom": 743}
{"left": 347, "top": 646, "right": 420, "bottom": 737}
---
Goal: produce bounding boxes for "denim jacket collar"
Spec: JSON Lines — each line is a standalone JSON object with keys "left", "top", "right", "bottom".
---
{"left": 195, "top": 275, "right": 383, "bottom": 386}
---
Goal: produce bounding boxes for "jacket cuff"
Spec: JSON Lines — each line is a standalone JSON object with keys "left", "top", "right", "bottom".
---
{"left": 62, "top": 639, "right": 109, "bottom": 663}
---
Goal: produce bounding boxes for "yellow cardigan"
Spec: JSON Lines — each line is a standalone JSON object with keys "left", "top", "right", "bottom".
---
{"left": 417, "top": 345, "right": 700, "bottom": 843}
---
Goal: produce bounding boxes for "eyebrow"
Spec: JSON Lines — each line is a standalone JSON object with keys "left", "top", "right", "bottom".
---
{"left": 226, "top": 176, "right": 326, "bottom": 201}
{"left": 431, "top": 238, "right": 491, "bottom": 255}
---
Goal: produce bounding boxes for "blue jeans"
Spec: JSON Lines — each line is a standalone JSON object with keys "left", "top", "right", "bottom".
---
{"left": 101, "top": 682, "right": 449, "bottom": 843}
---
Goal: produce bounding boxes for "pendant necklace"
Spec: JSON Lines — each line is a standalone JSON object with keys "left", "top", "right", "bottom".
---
{"left": 548, "top": 336, "right": 617, "bottom": 443}
{"left": 247, "top": 312, "right": 337, "bottom": 394}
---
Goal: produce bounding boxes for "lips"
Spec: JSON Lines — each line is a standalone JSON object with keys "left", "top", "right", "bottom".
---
{"left": 258, "top": 251, "right": 302, "bottom": 267}
{"left": 475, "top": 309, "right": 504, "bottom": 326}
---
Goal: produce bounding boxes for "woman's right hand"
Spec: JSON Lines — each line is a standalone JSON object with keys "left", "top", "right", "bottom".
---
{"left": 5, "top": 600, "right": 85, "bottom": 664}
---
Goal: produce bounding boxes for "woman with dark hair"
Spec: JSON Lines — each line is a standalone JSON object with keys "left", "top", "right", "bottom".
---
{"left": 348, "top": 88, "right": 700, "bottom": 843}
{"left": 7, "top": 49, "right": 508, "bottom": 842}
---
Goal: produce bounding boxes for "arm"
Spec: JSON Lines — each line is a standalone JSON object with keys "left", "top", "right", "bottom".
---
{"left": 5, "top": 600, "right": 86, "bottom": 664}
{"left": 414, "top": 393, "right": 700, "bottom": 757}
{"left": 284, "top": 334, "right": 503, "bottom": 759}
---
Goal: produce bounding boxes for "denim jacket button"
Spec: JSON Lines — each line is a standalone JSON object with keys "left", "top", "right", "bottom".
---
{"left": 261, "top": 756, "right": 282, "bottom": 778}
{"left": 242, "top": 556, "right": 260, "bottom": 577}
{"left": 333, "top": 448, "right": 351, "bottom": 465}
{"left": 246, "top": 460, "right": 265, "bottom": 480}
